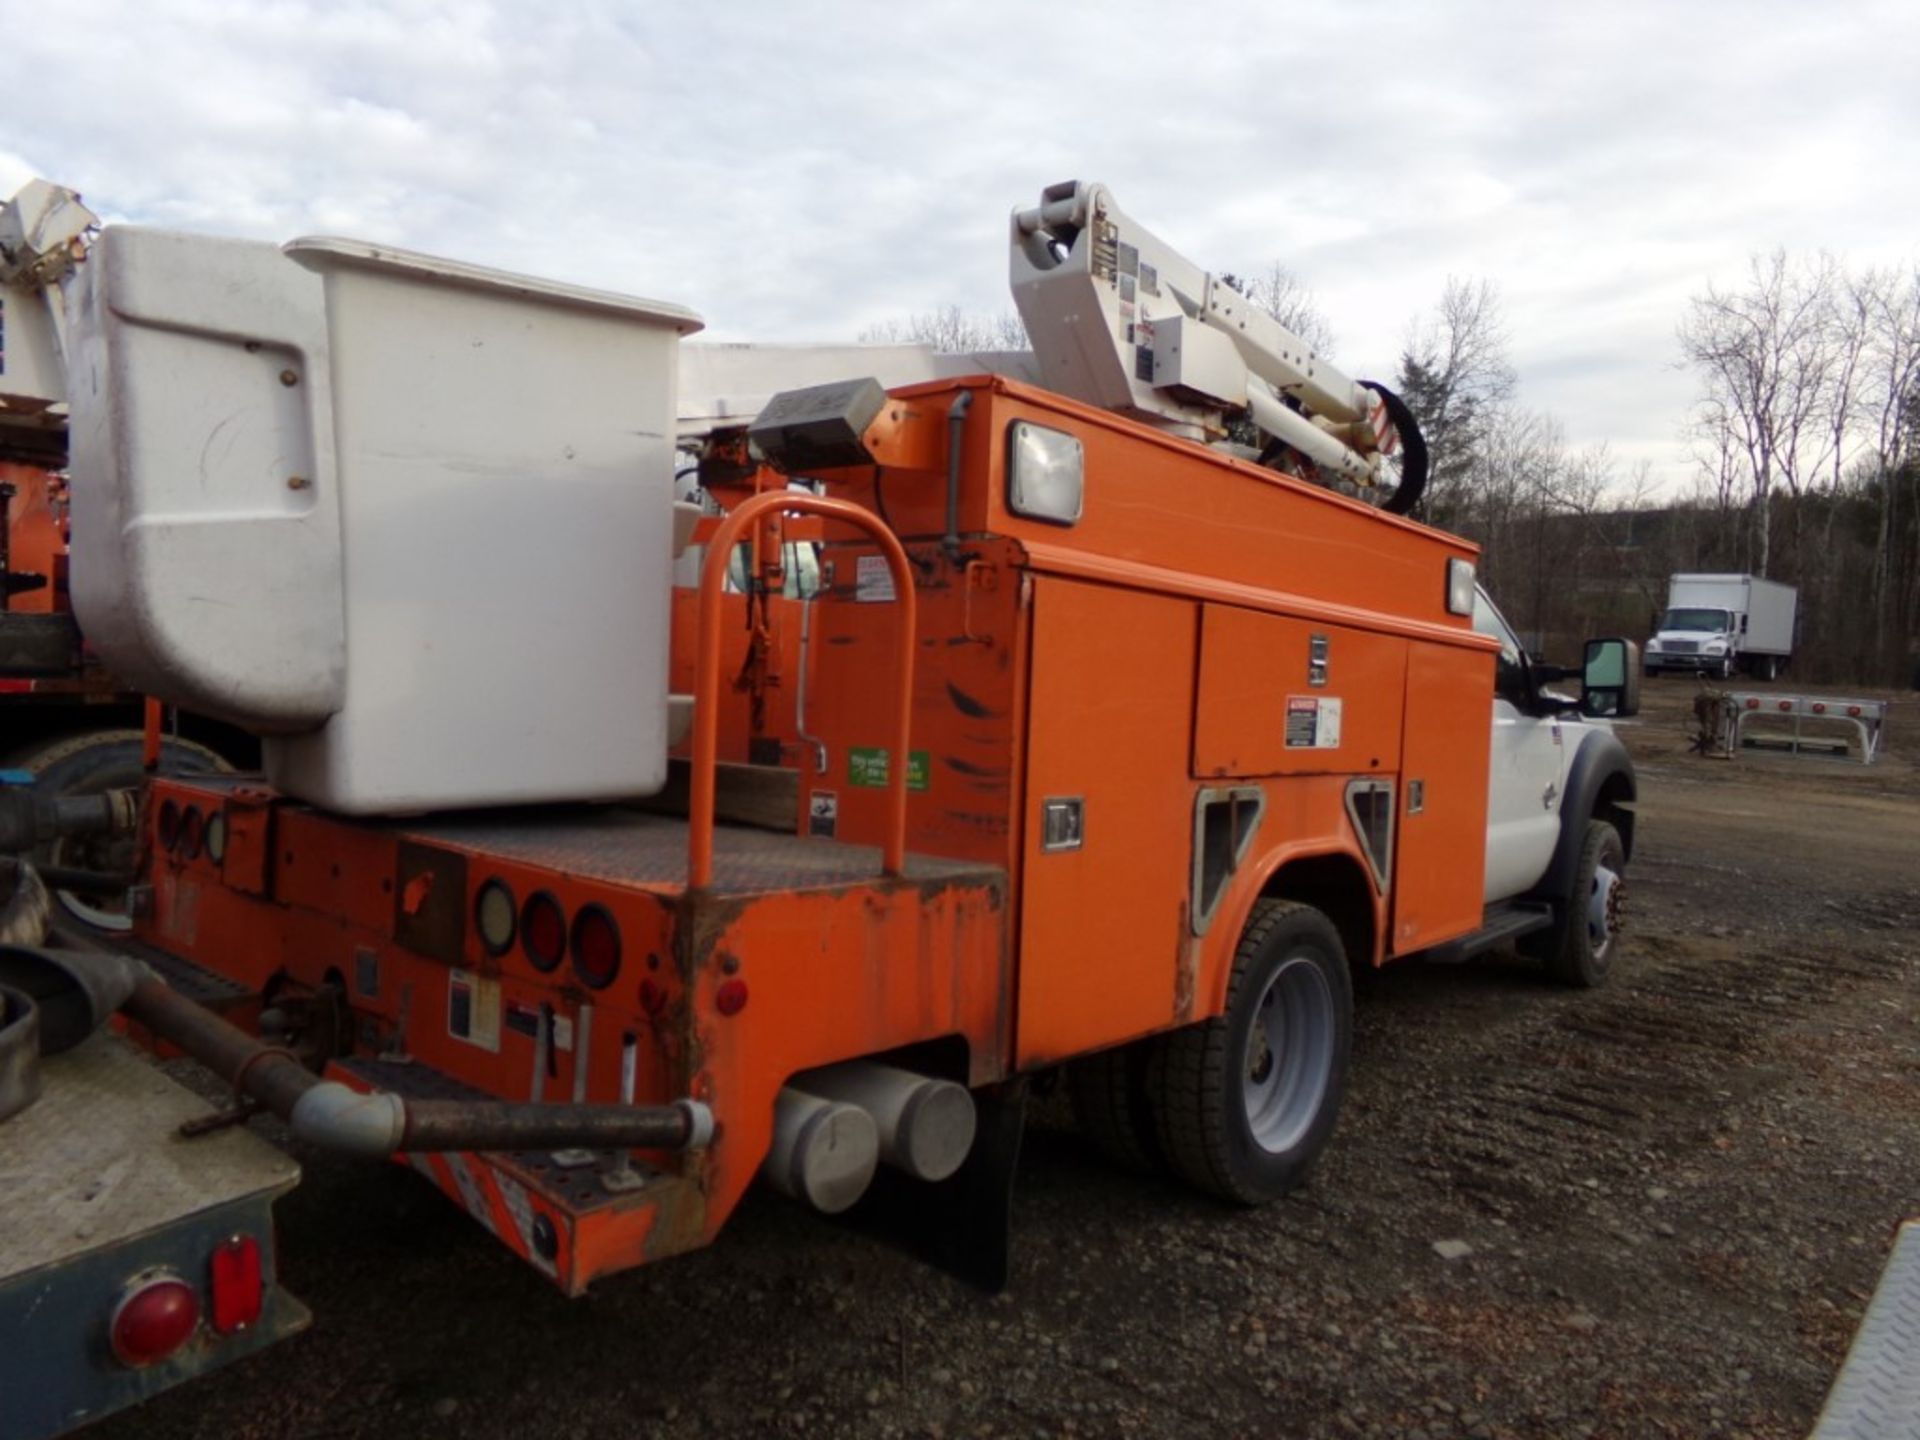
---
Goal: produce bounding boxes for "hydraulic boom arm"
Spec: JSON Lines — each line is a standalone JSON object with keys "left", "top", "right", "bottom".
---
{"left": 1010, "top": 180, "right": 1425, "bottom": 512}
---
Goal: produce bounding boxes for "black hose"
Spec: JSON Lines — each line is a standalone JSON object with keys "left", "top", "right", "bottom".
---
{"left": 1360, "top": 380, "right": 1429, "bottom": 517}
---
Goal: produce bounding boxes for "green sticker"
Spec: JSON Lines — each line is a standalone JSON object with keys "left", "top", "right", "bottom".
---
{"left": 848, "top": 747, "right": 930, "bottom": 791}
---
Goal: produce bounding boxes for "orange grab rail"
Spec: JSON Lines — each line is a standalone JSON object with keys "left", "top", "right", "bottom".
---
{"left": 688, "top": 491, "right": 917, "bottom": 889}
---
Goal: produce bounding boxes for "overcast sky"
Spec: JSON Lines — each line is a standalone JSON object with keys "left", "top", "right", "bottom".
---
{"left": 6, "top": 0, "right": 1916, "bottom": 494}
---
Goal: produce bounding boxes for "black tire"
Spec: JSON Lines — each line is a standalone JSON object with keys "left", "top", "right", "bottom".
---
{"left": 6, "top": 729, "right": 228, "bottom": 932}
{"left": 1066, "top": 1042, "right": 1161, "bottom": 1174}
{"left": 1537, "top": 819, "right": 1626, "bottom": 989}
{"left": 1146, "top": 900, "right": 1352, "bottom": 1205}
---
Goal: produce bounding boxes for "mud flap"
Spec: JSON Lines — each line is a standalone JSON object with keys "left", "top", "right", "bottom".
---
{"left": 845, "top": 1077, "right": 1027, "bottom": 1292}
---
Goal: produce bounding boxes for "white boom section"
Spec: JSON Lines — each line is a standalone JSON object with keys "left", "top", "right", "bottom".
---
{"left": 0, "top": 180, "right": 97, "bottom": 460}
{"left": 1010, "top": 180, "right": 1392, "bottom": 487}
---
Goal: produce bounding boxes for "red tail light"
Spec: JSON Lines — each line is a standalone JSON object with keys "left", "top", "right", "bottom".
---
{"left": 520, "top": 891, "right": 566, "bottom": 973}
{"left": 209, "top": 1234, "right": 264, "bottom": 1334}
{"left": 715, "top": 978, "right": 749, "bottom": 1016}
{"left": 110, "top": 1273, "right": 200, "bottom": 1367}
{"left": 571, "top": 904, "right": 622, "bottom": 990}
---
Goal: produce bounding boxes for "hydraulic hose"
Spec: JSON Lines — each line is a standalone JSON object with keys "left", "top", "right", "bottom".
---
{"left": 1360, "top": 380, "right": 1429, "bottom": 517}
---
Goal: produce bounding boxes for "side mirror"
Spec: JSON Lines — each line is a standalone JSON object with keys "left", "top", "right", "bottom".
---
{"left": 1580, "top": 637, "right": 1641, "bottom": 717}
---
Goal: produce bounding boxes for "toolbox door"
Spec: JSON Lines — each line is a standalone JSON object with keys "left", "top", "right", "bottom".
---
{"left": 1015, "top": 577, "right": 1197, "bottom": 1065}
{"left": 1389, "top": 640, "right": 1494, "bottom": 954}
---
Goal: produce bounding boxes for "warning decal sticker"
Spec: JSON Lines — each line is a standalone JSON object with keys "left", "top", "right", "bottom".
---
{"left": 855, "top": 554, "right": 895, "bottom": 602}
{"left": 1284, "top": 695, "right": 1343, "bottom": 749}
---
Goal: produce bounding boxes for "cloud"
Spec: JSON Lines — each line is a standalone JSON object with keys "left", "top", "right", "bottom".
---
{"left": 5, "top": 0, "right": 1916, "bottom": 496}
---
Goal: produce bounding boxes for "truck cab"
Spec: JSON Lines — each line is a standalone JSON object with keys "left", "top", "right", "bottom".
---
{"left": 1645, "top": 604, "right": 1739, "bottom": 679}
{"left": 1472, "top": 586, "right": 1638, "bottom": 985}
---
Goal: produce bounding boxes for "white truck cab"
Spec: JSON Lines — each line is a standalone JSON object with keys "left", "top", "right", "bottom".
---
{"left": 1460, "top": 586, "right": 1638, "bottom": 986}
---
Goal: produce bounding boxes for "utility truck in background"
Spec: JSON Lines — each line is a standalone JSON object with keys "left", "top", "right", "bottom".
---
{"left": 0, "top": 175, "right": 1639, "bottom": 1428}
{"left": 1644, "top": 572, "right": 1797, "bottom": 681}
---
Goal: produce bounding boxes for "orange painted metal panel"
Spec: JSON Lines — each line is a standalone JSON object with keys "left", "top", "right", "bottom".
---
{"left": 1390, "top": 642, "right": 1494, "bottom": 954}
{"left": 2, "top": 463, "right": 66, "bottom": 615}
{"left": 795, "top": 538, "right": 1028, "bottom": 870}
{"left": 1015, "top": 577, "right": 1197, "bottom": 1066}
{"left": 1193, "top": 604, "right": 1407, "bottom": 779}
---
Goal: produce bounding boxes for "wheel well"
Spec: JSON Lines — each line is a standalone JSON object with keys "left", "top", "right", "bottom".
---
{"left": 1259, "top": 853, "right": 1377, "bottom": 970}
{"left": 1594, "top": 771, "right": 1635, "bottom": 859}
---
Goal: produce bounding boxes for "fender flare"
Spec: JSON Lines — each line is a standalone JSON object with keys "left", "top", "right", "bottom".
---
{"left": 1203, "top": 839, "right": 1385, "bottom": 1016}
{"left": 1528, "top": 727, "right": 1637, "bottom": 905}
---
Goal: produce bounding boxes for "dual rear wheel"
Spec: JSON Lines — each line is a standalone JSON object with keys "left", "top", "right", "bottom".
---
{"left": 1068, "top": 900, "right": 1352, "bottom": 1205}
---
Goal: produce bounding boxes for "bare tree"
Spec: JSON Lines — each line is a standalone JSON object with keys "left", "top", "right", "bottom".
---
{"left": 1394, "top": 278, "right": 1517, "bottom": 529}
{"left": 1852, "top": 265, "right": 1920, "bottom": 663}
{"left": 1677, "top": 250, "right": 1837, "bottom": 576}
{"left": 858, "top": 305, "right": 1027, "bottom": 353}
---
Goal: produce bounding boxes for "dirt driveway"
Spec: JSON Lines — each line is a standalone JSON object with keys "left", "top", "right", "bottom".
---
{"left": 102, "top": 677, "right": 1919, "bottom": 1440}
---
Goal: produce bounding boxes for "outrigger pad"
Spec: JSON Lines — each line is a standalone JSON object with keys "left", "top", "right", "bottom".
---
{"left": 845, "top": 1078, "right": 1028, "bottom": 1292}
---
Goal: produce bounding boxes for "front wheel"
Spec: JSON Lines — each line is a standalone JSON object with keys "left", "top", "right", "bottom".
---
{"left": 1537, "top": 819, "right": 1627, "bottom": 988}
{"left": 1147, "top": 900, "right": 1352, "bottom": 1204}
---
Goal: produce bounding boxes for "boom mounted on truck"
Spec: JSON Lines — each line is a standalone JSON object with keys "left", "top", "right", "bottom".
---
{"left": 0, "top": 176, "right": 1637, "bottom": 1379}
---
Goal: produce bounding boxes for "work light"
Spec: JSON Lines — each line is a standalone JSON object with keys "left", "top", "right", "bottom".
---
{"left": 1007, "top": 421, "right": 1084, "bottom": 524}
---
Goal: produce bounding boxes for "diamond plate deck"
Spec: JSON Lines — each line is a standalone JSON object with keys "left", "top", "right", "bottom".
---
{"left": 398, "top": 807, "right": 998, "bottom": 896}
{"left": 1814, "top": 1221, "right": 1920, "bottom": 1438}
{"left": 179, "top": 775, "right": 1000, "bottom": 897}
{"left": 0, "top": 1033, "right": 298, "bottom": 1281}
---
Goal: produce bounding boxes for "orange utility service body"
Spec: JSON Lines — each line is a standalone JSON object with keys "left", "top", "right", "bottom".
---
{"left": 133, "top": 375, "right": 1497, "bottom": 1292}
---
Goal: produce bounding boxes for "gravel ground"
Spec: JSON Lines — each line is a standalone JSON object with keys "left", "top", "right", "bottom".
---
{"left": 99, "top": 677, "right": 1919, "bottom": 1440}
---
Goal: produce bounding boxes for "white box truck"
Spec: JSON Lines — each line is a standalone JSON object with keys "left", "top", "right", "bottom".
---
{"left": 1644, "top": 573, "right": 1797, "bottom": 680}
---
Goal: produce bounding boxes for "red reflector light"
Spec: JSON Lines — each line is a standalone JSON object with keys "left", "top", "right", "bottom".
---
{"left": 715, "top": 978, "right": 749, "bottom": 1016}
{"left": 571, "top": 904, "right": 622, "bottom": 990}
{"left": 179, "top": 806, "right": 206, "bottom": 859}
{"left": 521, "top": 891, "right": 566, "bottom": 973}
{"left": 156, "top": 799, "right": 181, "bottom": 850}
{"left": 1848, "top": 705, "right": 1862, "bottom": 717}
{"left": 1777, "top": 700, "right": 1792, "bottom": 712}
{"left": 110, "top": 1273, "right": 200, "bottom": 1367}
{"left": 639, "top": 977, "right": 667, "bottom": 1015}
{"left": 209, "top": 1234, "right": 264, "bottom": 1334}
{"left": 1811, "top": 702, "right": 1826, "bottom": 713}
{"left": 1744, "top": 698, "right": 1761, "bottom": 710}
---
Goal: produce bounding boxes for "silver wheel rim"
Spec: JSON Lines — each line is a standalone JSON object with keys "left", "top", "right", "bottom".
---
{"left": 1587, "top": 864, "right": 1623, "bottom": 960}
{"left": 48, "top": 835, "right": 134, "bottom": 933}
{"left": 1241, "top": 954, "right": 1335, "bottom": 1154}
